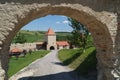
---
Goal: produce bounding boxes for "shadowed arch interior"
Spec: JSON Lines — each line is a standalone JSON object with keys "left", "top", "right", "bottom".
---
{"left": 50, "top": 46, "right": 55, "bottom": 50}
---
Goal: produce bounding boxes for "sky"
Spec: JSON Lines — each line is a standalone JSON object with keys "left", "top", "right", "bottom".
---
{"left": 21, "top": 15, "right": 73, "bottom": 32}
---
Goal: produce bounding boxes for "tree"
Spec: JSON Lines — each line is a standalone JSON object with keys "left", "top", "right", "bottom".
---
{"left": 68, "top": 18, "right": 89, "bottom": 52}
{"left": 14, "top": 32, "right": 27, "bottom": 44}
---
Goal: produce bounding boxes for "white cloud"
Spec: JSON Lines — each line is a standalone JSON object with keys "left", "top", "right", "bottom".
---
{"left": 61, "top": 16, "right": 66, "bottom": 18}
{"left": 56, "top": 21, "right": 61, "bottom": 24}
{"left": 63, "top": 20, "right": 69, "bottom": 24}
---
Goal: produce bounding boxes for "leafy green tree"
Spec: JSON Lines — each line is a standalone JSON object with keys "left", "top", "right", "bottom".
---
{"left": 68, "top": 18, "right": 89, "bottom": 51}
{"left": 14, "top": 32, "right": 27, "bottom": 44}
{"left": 35, "top": 32, "right": 38, "bottom": 36}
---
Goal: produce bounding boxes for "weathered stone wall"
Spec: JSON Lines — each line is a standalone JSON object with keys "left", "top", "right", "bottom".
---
{"left": 0, "top": 0, "right": 119, "bottom": 80}
{"left": 10, "top": 43, "right": 37, "bottom": 52}
{"left": 113, "top": 3, "right": 120, "bottom": 79}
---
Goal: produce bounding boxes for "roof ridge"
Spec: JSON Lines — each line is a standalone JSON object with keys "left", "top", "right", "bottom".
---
{"left": 46, "top": 28, "right": 55, "bottom": 35}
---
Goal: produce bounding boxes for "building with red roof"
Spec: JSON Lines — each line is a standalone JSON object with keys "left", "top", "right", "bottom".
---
{"left": 56, "top": 41, "right": 69, "bottom": 49}
{"left": 10, "top": 48, "right": 22, "bottom": 53}
{"left": 45, "top": 28, "right": 57, "bottom": 50}
{"left": 36, "top": 28, "right": 70, "bottom": 50}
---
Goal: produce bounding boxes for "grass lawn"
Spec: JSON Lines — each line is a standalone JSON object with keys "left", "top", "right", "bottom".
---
{"left": 58, "top": 47, "right": 97, "bottom": 76}
{"left": 58, "top": 48, "right": 83, "bottom": 65}
{"left": 8, "top": 50, "right": 50, "bottom": 78}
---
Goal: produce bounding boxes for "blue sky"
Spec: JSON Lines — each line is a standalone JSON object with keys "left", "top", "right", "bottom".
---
{"left": 21, "top": 15, "right": 73, "bottom": 32}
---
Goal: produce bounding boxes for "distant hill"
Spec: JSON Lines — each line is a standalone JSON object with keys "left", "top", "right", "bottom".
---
{"left": 12, "top": 30, "right": 72, "bottom": 43}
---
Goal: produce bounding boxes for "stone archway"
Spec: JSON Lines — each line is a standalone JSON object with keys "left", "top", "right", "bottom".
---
{"left": 50, "top": 46, "right": 55, "bottom": 50}
{"left": 0, "top": 1, "right": 119, "bottom": 80}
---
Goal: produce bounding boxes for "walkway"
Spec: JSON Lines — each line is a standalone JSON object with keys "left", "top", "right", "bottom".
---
{"left": 9, "top": 50, "right": 85, "bottom": 80}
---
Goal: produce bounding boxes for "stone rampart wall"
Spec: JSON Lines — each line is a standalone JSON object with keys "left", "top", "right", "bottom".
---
{"left": 10, "top": 43, "right": 37, "bottom": 52}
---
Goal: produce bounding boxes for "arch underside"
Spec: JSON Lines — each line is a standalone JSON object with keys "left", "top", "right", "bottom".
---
{"left": 0, "top": 3, "right": 117, "bottom": 80}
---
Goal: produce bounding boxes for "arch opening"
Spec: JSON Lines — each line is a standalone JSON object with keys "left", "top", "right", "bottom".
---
{"left": 50, "top": 46, "right": 55, "bottom": 50}
{"left": 9, "top": 15, "right": 96, "bottom": 79}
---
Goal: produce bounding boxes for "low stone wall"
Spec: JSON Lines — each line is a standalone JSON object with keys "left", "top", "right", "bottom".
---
{"left": 10, "top": 43, "right": 37, "bottom": 52}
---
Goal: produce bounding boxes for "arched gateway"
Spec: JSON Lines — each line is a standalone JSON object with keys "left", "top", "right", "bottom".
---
{"left": 0, "top": 0, "right": 120, "bottom": 80}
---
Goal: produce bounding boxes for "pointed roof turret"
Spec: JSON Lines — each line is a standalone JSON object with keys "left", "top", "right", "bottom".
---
{"left": 46, "top": 28, "right": 55, "bottom": 35}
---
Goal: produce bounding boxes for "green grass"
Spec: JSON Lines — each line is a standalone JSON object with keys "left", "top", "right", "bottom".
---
{"left": 58, "top": 49, "right": 83, "bottom": 65}
{"left": 58, "top": 47, "right": 97, "bottom": 76}
{"left": 12, "top": 30, "right": 45, "bottom": 43}
{"left": 8, "top": 50, "right": 50, "bottom": 77}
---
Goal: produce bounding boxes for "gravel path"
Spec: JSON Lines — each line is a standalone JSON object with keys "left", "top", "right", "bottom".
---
{"left": 9, "top": 50, "right": 85, "bottom": 80}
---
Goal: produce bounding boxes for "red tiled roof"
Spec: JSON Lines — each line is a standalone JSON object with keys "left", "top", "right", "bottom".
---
{"left": 56, "top": 41, "right": 69, "bottom": 46}
{"left": 10, "top": 48, "right": 22, "bottom": 53}
{"left": 46, "top": 28, "right": 55, "bottom": 35}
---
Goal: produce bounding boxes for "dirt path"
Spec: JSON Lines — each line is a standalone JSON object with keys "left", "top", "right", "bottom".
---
{"left": 9, "top": 50, "right": 85, "bottom": 80}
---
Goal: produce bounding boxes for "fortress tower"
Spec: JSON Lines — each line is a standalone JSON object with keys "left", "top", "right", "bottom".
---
{"left": 45, "top": 28, "right": 57, "bottom": 50}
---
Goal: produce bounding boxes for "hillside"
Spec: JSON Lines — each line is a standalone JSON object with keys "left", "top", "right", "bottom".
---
{"left": 12, "top": 30, "right": 71, "bottom": 43}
